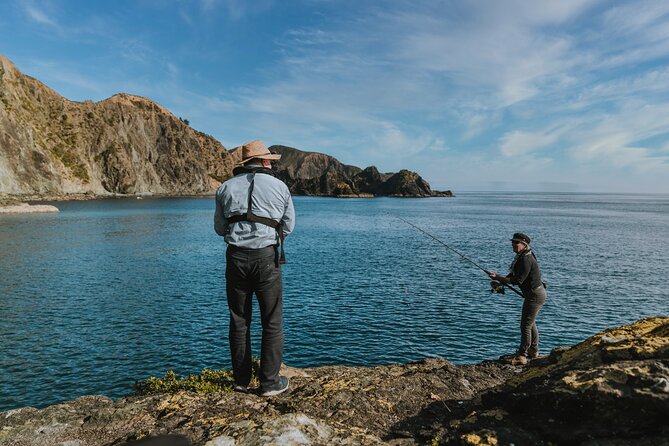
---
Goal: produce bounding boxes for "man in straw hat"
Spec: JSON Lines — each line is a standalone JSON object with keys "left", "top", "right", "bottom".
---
{"left": 488, "top": 232, "right": 546, "bottom": 366}
{"left": 215, "top": 140, "right": 295, "bottom": 396}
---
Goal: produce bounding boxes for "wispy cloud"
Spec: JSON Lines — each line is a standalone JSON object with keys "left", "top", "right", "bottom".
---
{"left": 243, "top": 0, "right": 669, "bottom": 186}
{"left": 24, "top": 4, "right": 58, "bottom": 27}
{"left": 567, "top": 102, "right": 669, "bottom": 171}
{"left": 499, "top": 131, "right": 558, "bottom": 157}
{"left": 199, "top": 0, "right": 274, "bottom": 20}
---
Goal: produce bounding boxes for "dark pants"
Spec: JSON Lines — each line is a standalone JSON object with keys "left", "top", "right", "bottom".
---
{"left": 519, "top": 286, "right": 546, "bottom": 356}
{"left": 226, "top": 245, "right": 283, "bottom": 389}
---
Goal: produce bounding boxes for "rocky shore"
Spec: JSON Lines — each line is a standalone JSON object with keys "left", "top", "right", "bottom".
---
{"left": 0, "top": 195, "right": 59, "bottom": 213}
{"left": 0, "top": 202, "right": 59, "bottom": 213}
{"left": 1, "top": 317, "right": 666, "bottom": 445}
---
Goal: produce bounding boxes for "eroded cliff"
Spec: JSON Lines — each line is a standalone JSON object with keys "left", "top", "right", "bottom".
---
{"left": 0, "top": 54, "right": 234, "bottom": 196}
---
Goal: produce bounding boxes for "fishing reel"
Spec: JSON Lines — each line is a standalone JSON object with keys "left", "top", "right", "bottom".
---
{"left": 490, "top": 281, "right": 505, "bottom": 294}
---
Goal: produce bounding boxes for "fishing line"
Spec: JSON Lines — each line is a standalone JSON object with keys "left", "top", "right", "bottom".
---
{"left": 395, "top": 215, "right": 523, "bottom": 297}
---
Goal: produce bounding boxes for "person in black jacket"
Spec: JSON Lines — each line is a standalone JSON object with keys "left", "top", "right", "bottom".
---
{"left": 488, "top": 232, "right": 546, "bottom": 366}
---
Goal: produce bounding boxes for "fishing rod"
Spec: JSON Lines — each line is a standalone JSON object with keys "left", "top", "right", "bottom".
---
{"left": 395, "top": 216, "right": 523, "bottom": 297}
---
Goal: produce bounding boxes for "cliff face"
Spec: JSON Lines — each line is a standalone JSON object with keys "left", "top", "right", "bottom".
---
{"left": 0, "top": 54, "right": 235, "bottom": 196}
{"left": 268, "top": 145, "right": 453, "bottom": 197}
{"left": 1, "top": 317, "right": 666, "bottom": 446}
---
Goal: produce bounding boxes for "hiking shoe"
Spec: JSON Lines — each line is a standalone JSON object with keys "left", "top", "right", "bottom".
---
{"left": 528, "top": 351, "right": 540, "bottom": 360}
{"left": 260, "top": 376, "right": 289, "bottom": 397}
{"left": 510, "top": 355, "right": 528, "bottom": 366}
{"left": 232, "top": 383, "right": 248, "bottom": 393}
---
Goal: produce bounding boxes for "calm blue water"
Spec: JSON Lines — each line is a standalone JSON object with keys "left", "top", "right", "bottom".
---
{"left": 1, "top": 193, "right": 667, "bottom": 410}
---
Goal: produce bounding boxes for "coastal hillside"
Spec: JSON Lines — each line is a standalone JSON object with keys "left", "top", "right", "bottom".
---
{"left": 1, "top": 317, "right": 666, "bottom": 445}
{"left": 0, "top": 54, "right": 235, "bottom": 196}
{"left": 0, "top": 53, "right": 450, "bottom": 199}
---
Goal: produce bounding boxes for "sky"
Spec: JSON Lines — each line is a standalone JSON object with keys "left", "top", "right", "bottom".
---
{"left": 1, "top": 0, "right": 669, "bottom": 193}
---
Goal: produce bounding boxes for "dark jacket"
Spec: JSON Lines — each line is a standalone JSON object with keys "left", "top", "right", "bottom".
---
{"left": 507, "top": 249, "right": 544, "bottom": 295}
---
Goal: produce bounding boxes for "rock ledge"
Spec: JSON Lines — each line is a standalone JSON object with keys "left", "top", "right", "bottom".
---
{"left": 1, "top": 317, "right": 666, "bottom": 445}
{"left": 0, "top": 202, "right": 59, "bottom": 213}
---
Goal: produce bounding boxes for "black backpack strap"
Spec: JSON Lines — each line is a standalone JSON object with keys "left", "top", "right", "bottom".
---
{"left": 227, "top": 173, "right": 286, "bottom": 264}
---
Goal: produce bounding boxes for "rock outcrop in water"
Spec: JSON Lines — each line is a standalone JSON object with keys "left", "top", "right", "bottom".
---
{"left": 1, "top": 317, "right": 666, "bottom": 445}
{"left": 0, "top": 202, "right": 59, "bottom": 213}
{"left": 268, "top": 145, "right": 452, "bottom": 197}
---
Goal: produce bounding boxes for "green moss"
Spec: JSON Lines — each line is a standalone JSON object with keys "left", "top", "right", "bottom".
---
{"left": 50, "top": 143, "right": 89, "bottom": 182}
{"left": 0, "top": 95, "right": 10, "bottom": 112}
{"left": 18, "top": 95, "right": 37, "bottom": 114}
{"left": 70, "top": 163, "right": 90, "bottom": 182}
{"left": 398, "top": 169, "right": 415, "bottom": 182}
{"left": 134, "top": 363, "right": 259, "bottom": 395}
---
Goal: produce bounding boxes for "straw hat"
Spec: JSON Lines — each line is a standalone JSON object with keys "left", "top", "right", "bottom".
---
{"left": 237, "top": 140, "right": 281, "bottom": 165}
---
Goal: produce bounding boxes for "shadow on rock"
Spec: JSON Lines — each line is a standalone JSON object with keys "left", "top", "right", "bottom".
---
{"left": 437, "top": 317, "right": 669, "bottom": 446}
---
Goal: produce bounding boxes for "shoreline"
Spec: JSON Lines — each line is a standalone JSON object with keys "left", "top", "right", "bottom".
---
{"left": 1, "top": 191, "right": 454, "bottom": 205}
{"left": 0, "top": 317, "right": 666, "bottom": 445}
{"left": 0, "top": 202, "right": 60, "bottom": 214}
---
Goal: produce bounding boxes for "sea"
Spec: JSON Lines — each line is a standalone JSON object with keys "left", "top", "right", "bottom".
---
{"left": 0, "top": 193, "right": 667, "bottom": 411}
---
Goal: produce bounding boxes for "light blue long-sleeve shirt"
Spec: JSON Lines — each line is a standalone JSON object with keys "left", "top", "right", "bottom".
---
{"left": 214, "top": 169, "right": 295, "bottom": 248}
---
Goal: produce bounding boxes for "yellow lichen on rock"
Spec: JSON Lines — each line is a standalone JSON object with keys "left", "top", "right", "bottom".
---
{"left": 599, "top": 317, "right": 669, "bottom": 358}
{"left": 562, "top": 369, "right": 619, "bottom": 393}
{"left": 375, "top": 398, "right": 394, "bottom": 411}
{"left": 461, "top": 430, "right": 499, "bottom": 445}
{"left": 507, "top": 316, "right": 669, "bottom": 387}
{"left": 321, "top": 378, "right": 356, "bottom": 392}
{"left": 156, "top": 392, "right": 192, "bottom": 412}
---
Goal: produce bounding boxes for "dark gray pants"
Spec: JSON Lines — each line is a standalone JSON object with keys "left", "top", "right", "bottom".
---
{"left": 519, "top": 286, "right": 546, "bottom": 356}
{"left": 226, "top": 245, "right": 283, "bottom": 389}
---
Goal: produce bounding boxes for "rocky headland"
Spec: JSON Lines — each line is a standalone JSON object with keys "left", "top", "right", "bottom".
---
{"left": 267, "top": 146, "right": 452, "bottom": 198}
{"left": 0, "top": 53, "right": 451, "bottom": 203}
{"left": 1, "top": 317, "right": 666, "bottom": 446}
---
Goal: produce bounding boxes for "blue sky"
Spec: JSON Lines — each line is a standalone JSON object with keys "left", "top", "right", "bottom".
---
{"left": 2, "top": 0, "right": 669, "bottom": 193}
